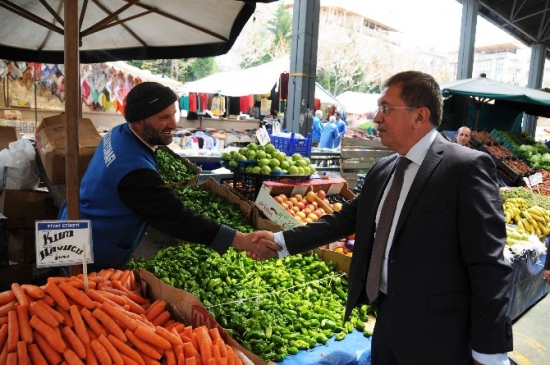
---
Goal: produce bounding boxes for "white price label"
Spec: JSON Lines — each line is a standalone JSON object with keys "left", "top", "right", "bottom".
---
{"left": 529, "top": 172, "right": 543, "bottom": 186}
{"left": 256, "top": 126, "right": 271, "bottom": 146}
{"left": 35, "top": 220, "right": 94, "bottom": 268}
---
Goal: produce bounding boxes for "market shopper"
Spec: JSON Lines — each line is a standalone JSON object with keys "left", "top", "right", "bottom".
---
{"left": 334, "top": 111, "right": 347, "bottom": 148}
{"left": 455, "top": 125, "right": 472, "bottom": 146}
{"left": 57, "top": 82, "right": 281, "bottom": 271}
{"left": 319, "top": 115, "right": 339, "bottom": 149}
{"left": 312, "top": 110, "right": 323, "bottom": 147}
{"left": 252, "top": 71, "right": 513, "bottom": 364}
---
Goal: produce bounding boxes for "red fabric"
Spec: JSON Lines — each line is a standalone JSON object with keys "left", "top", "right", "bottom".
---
{"left": 279, "top": 73, "right": 289, "bottom": 100}
{"left": 199, "top": 93, "right": 209, "bottom": 112}
{"left": 240, "top": 95, "right": 252, "bottom": 113}
{"left": 314, "top": 98, "right": 321, "bottom": 111}
{"left": 189, "top": 93, "right": 198, "bottom": 112}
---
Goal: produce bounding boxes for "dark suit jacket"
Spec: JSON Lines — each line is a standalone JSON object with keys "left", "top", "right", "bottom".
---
{"left": 282, "top": 133, "right": 513, "bottom": 356}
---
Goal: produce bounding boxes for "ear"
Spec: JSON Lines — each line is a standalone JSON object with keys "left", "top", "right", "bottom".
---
{"left": 412, "top": 107, "right": 430, "bottom": 129}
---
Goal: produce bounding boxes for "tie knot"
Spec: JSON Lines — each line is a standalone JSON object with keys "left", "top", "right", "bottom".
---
{"left": 396, "top": 157, "right": 411, "bottom": 172}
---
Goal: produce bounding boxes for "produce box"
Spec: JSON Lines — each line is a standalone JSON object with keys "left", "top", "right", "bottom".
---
{"left": 138, "top": 269, "right": 266, "bottom": 365}
{"left": 0, "top": 125, "right": 20, "bottom": 150}
{"left": 313, "top": 247, "right": 351, "bottom": 276}
{"left": 255, "top": 178, "right": 356, "bottom": 229}
{"left": 232, "top": 171, "right": 311, "bottom": 202}
{"left": 0, "top": 189, "right": 59, "bottom": 229}
{"left": 34, "top": 113, "right": 102, "bottom": 184}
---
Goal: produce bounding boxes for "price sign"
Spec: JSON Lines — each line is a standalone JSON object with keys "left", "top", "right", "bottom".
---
{"left": 256, "top": 126, "right": 271, "bottom": 146}
{"left": 529, "top": 172, "right": 543, "bottom": 186}
{"left": 35, "top": 220, "right": 93, "bottom": 268}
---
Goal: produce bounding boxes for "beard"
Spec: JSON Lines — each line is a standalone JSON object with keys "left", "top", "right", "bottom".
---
{"left": 142, "top": 119, "right": 173, "bottom": 146}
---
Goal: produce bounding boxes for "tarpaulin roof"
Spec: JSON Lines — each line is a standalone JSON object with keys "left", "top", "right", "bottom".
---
{"left": 336, "top": 91, "right": 380, "bottom": 114}
{"left": 440, "top": 76, "right": 550, "bottom": 118}
{"left": 183, "top": 56, "right": 341, "bottom": 105}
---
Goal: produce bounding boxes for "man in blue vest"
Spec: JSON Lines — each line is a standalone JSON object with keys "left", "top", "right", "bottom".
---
{"left": 58, "top": 82, "right": 280, "bottom": 270}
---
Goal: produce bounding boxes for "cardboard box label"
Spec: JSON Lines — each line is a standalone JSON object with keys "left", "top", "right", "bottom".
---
{"left": 255, "top": 184, "right": 301, "bottom": 229}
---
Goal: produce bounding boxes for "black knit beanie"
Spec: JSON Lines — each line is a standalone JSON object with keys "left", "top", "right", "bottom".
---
{"left": 124, "top": 82, "right": 178, "bottom": 123}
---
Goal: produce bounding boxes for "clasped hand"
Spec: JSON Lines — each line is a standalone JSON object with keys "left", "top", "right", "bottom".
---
{"left": 232, "top": 231, "right": 279, "bottom": 261}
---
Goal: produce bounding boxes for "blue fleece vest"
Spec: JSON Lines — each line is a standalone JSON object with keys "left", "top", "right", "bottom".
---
{"left": 58, "top": 123, "right": 156, "bottom": 269}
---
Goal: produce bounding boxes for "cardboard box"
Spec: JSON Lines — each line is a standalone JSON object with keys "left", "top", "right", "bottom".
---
{"left": 8, "top": 229, "right": 36, "bottom": 265}
{"left": 0, "top": 189, "right": 59, "bottom": 229}
{"left": 0, "top": 125, "right": 20, "bottom": 150}
{"left": 313, "top": 247, "right": 351, "bottom": 276}
{"left": 139, "top": 269, "right": 267, "bottom": 365}
{"left": 254, "top": 178, "right": 356, "bottom": 230}
{"left": 34, "top": 113, "right": 102, "bottom": 184}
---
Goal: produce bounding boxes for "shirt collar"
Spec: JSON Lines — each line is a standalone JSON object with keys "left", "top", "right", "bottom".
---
{"left": 128, "top": 123, "right": 158, "bottom": 153}
{"left": 401, "top": 128, "right": 438, "bottom": 165}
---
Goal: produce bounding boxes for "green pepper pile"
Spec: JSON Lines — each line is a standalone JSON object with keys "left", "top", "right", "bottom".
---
{"left": 173, "top": 186, "right": 255, "bottom": 233}
{"left": 129, "top": 244, "right": 373, "bottom": 362}
{"left": 156, "top": 149, "right": 197, "bottom": 185}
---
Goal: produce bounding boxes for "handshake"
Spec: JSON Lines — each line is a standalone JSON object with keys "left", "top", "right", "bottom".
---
{"left": 231, "top": 231, "right": 282, "bottom": 261}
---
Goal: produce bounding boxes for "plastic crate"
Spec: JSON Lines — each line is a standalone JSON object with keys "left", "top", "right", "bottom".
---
{"left": 232, "top": 171, "right": 311, "bottom": 201}
{"left": 270, "top": 132, "right": 312, "bottom": 157}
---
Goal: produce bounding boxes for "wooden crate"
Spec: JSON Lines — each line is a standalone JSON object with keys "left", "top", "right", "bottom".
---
{"left": 340, "top": 138, "right": 394, "bottom": 188}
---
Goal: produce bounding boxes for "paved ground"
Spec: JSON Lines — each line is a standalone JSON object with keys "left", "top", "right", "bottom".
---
{"left": 510, "top": 293, "right": 550, "bottom": 364}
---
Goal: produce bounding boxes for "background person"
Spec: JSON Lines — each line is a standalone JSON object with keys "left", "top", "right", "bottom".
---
{"left": 319, "top": 115, "right": 339, "bottom": 149}
{"left": 58, "top": 82, "right": 280, "bottom": 271}
{"left": 312, "top": 110, "right": 323, "bottom": 147}
{"left": 252, "top": 71, "right": 513, "bottom": 365}
{"left": 455, "top": 126, "right": 472, "bottom": 146}
{"left": 334, "top": 111, "right": 347, "bottom": 148}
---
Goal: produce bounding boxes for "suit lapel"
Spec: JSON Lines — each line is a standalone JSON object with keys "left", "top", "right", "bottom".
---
{"left": 394, "top": 134, "right": 445, "bottom": 237}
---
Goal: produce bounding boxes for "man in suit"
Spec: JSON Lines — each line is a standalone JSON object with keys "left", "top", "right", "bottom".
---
{"left": 252, "top": 71, "right": 513, "bottom": 364}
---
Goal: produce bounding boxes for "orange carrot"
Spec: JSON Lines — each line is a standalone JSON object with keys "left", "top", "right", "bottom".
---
{"left": 174, "top": 344, "right": 184, "bottom": 365}
{"left": 233, "top": 351, "right": 243, "bottom": 365}
{"left": 29, "top": 301, "right": 60, "bottom": 327}
{"left": 180, "top": 334, "right": 192, "bottom": 343}
{"left": 195, "top": 327, "right": 213, "bottom": 364}
{"left": 155, "top": 325, "right": 183, "bottom": 348}
{"left": 85, "top": 343, "right": 98, "bottom": 365}
{"left": 0, "top": 323, "right": 7, "bottom": 350}
{"left": 16, "top": 305, "right": 33, "bottom": 344}
{"left": 182, "top": 326, "right": 193, "bottom": 339}
{"left": 34, "top": 331, "right": 63, "bottom": 365}
{"left": 137, "top": 350, "right": 162, "bottom": 365}
{"left": 208, "top": 328, "right": 222, "bottom": 342}
{"left": 151, "top": 310, "right": 171, "bottom": 327}
{"left": 107, "top": 333, "right": 146, "bottom": 365}
{"left": 123, "top": 296, "right": 147, "bottom": 315}
{"left": 120, "top": 353, "right": 140, "bottom": 365}
{"left": 28, "top": 343, "right": 48, "bottom": 365}
{"left": 67, "top": 279, "right": 96, "bottom": 291}
{"left": 63, "top": 348, "right": 85, "bottom": 365}
{"left": 189, "top": 332, "right": 199, "bottom": 353}
{"left": 6, "top": 351, "right": 17, "bottom": 365}
{"left": 29, "top": 315, "right": 67, "bottom": 353}
{"left": 165, "top": 348, "right": 177, "bottom": 365}
{"left": 91, "top": 308, "right": 126, "bottom": 342}
{"left": 128, "top": 270, "right": 138, "bottom": 291}
{"left": 207, "top": 358, "right": 216, "bottom": 365}
{"left": 80, "top": 308, "right": 107, "bottom": 338}
{"left": 111, "top": 280, "right": 146, "bottom": 304}
{"left": 178, "top": 351, "right": 186, "bottom": 365}
{"left": 17, "top": 340, "right": 31, "bottom": 365}
{"left": 69, "top": 305, "right": 90, "bottom": 345}
{"left": 11, "top": 283, "right": 30, "bottom": 308}
{"left": 118, "top": 270, "right": 132, "bottom": 288}
{"left": 185, "top": 356, "right": 198, "bottom": 365}
{"left": 88, "top": 290, "right": 125, "bottom": 307}
{"left": 0, "top": 301, "right": 16, "bottom": 317}
{"left": 97, "top": 334, "right": 123, "bottom": 365}
{"left": 100, "top": 302, "right": 137, "bottom": 331}
{"left": 145, "top": 300, "right": 165, "bottom": 320}
{"left": 0, "top": 316, "right": 7, "bottom": 326}
{"left": 45, "top": 282, "right": 71, "bottom": 311}
{"left": 62, "top": 326, "right": 86, "bottom": 359}
{"left": 21, "top": 284, "right": 45, "bottom": 299}
{"left": 125, "top": 329, "right": 163, "bottom": 360}
{"left": 225, "top": 345, "right": 235, "bottom": 365}
{"left": 214, "top": 339, "right": 227, "bottom": 358}
{"left": 57, "top": 305, "right": 74, "bottom": 328}
{"left": 183, "top": 342, "right": 202, "bottom": 365}
{"left": 211, "top": 342, "right": 222, "bottom": 363}
{"left": 42, "top": 294, "right": 56, "bottom": 307}
{"left": 135, "top": 325, "right": 171, "bottom": 351}
{"left": 58, "top": 282, "right": 95, "bottom": 310}
{"left": 97, "top": 269, "right": 114, "bottom": 281}
{"left": 0, "top": 343, "right": 8, "bottom": 365}
{"left": 90, "top": 339, "right": 112, "bottom": 365}
{"left": 172, "top": 323, "right": 186, "bottom": 334}
{"left": 38, "top": 299, "right": 65, "bottom": 323}
{"left": 0, "top": 290, "right": 15, "bottom": 305}
{"left": 7, "top": 310, "right": 19, "bottom": 352}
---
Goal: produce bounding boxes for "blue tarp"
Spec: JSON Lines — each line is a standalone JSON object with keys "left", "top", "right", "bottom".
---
{"left": 277, "top": 330, "right": 371, "bottom": 365}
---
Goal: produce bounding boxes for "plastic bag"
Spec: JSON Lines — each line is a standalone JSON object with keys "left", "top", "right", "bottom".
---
{"left": 0, "top": 138, "right": 40, "bottom": 190}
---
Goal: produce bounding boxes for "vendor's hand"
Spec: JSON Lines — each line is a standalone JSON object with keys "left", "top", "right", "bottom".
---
{"left": 231, "top": 231, "right": 280, "bottom": 261}
{"left": 544, "top": 270, "right": 550, "bottom": 285}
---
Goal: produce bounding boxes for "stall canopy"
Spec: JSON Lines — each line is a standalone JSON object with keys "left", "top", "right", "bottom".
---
{"left": 336, "top": 91, "right": 380, "bottom": 114}
{"left": 0, "top": 0, "right": 275, "bottom": 63}
{"left": 440, "top": 76, "right": 550, "bottom": 118}
{"left": 183, "top": 56, "right": 341, "bottom": 105}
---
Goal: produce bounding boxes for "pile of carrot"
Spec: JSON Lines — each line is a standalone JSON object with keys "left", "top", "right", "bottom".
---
{"left": 0, "top": 268, "right": 245, "bottom": 365}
